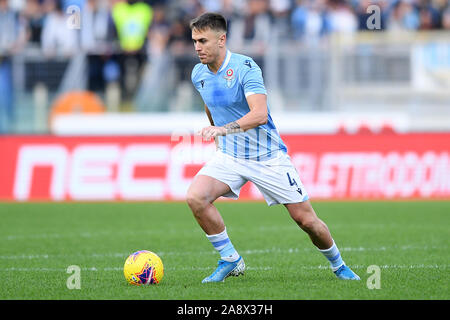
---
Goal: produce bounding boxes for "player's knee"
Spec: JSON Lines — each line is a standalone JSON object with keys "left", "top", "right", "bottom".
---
{"left": 296, "top": 216, "right": 318, "bottom": 231}
{"left": 186, "top": 189, "right": 209, "bottom": 211}
{"left": 291, "top": 208, "right": 318, "bottom": 231}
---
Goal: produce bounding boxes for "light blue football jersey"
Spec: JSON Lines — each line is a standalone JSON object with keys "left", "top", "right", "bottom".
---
{"left": 191, "top": 50, "right": 287, "bottom": 161}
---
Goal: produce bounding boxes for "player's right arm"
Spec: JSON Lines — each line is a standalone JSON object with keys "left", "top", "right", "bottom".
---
{"left": 204, "top": 104, "right": 219, "bottom": 150}
{"left": 205, "top": 104, "right": 214, "bottom": 126}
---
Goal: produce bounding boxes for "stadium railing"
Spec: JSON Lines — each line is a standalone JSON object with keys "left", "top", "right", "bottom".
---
{"left": 1, "top": 30, "right": 450, "bottom": 134}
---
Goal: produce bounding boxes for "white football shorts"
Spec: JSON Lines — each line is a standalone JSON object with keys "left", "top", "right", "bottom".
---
{"left": 196, "top": 150, "right": 309, "bottom": 206}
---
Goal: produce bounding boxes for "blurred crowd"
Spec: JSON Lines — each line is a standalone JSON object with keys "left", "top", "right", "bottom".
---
{"left": 0, "top": 0, "right": 450, "bottom": 58}
{"left": 1, "top": 0, "right": 450, "bottom": 132}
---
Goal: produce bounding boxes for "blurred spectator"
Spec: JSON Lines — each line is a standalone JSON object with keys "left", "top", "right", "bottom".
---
{"left": 171, "top": 0, "right": 204, "bottom": 19}
{"left": 81, "top": 0, "right": 113, "bottom": 52}
{"left": 219, "top": 0, "right": 236, "bottom": 21}
{"left": 41, "top": 0, "right": 79, "bottom": 57}
{"left": 147, "top": 4, "right": 170, "bottom": 57}
{"left": 0, "top": 0, "right": 27, "bottom": 133}
{"left": 62, "top": 0, "right": 85, "bottom": 10}
{"left": 167, "top": 16, "right": 192, "bottom": 56}
{"left": 167, "top": 15, "right": 193, "bottom": 83}
{"left": 228, "top": 0, "right": 271, "bottom": 53}
{"left": 9, "top": 0, "right": 25, "bottom": 11}
{"left": 326, "top": 0, "right": 358, "bottom": 33}
{"left": 0, "top": 0, "right": 27, "bottom": 54}
{"left": 3, "top": 0, "right": 450, "bottom": 131}
{"left": 135, "top": 3, "right": 181, "bottom": 112}
{"left": 385, "top": 0, "right": 420, "bottom": 31}
{"left": 442, "top": 6, "right": 450, "bottom": 29}
{"left": 110, "top": 0, "right": 154, "bottom": 105}
{"left": 269, "top": 0, "right": 292, "bottom": 38}
{"left": 291, "top": 0, "right": 328, "bottom": 42}
{"left": 83, "top": 0, "right": 118, "bottom": 94}
{"left": 200, "top": 0, "right": 225, "bottom": 12}
{"left": 111, "top": 0, "right": 153, "bottom": 53}
{"left": 416, "top": 0, "right": 441, "bottom": 30}
{"left": 243, "top": 0, "right": 271, "bottom": 46}
{"left": 22, "top": 0, "right": 45, "bottom": 46}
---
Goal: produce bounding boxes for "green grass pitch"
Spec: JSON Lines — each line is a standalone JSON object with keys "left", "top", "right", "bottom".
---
{"left": 0, "top": 200, "right": 448, "bottom": 300}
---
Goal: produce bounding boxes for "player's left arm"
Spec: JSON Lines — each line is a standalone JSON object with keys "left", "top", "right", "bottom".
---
{"left": 223, "top": 59, "right": 268, "bottom": 134}
{"left": 228, "top": 93, "right": 267, "bottom": 132}
{"left": 199, "top": 59, "right": 268, "bottom": 140}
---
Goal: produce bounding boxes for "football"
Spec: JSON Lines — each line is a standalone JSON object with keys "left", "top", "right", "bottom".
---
{"left": 123, "top": 250, "right": 164, "bottom": 285}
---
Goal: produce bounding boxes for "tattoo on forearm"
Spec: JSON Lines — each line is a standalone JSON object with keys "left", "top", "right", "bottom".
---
{"left": 223, "top": 121, "right": 241, "bottom": 134}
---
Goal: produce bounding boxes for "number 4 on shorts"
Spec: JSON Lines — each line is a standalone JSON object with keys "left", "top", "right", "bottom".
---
{"left": 286, "top": 173, "right": 303, "bottom": 195}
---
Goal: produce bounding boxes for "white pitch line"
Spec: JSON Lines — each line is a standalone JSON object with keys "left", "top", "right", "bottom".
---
{"left": 0, "top": 264, "right": 447, "bottom": 273}
{"left": 0, "top": 245, "right": 445, "bottom": 261}
{"left": 2, "top": 229, "right": 199, "bottom": 241}
{"left": 0, "top": 266, "right": 273, "bottom": 272}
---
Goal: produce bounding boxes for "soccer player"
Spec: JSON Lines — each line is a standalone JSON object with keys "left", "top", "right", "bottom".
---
{"left": 187, "top": 12, "right": 360, "bottom": 282}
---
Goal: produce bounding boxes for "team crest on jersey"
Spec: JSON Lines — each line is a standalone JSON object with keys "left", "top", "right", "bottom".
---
{"left": 223, "top": 68, "right": 235, "bottom": 88}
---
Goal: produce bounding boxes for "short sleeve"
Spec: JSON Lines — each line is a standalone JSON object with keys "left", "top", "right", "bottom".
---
{"left": 240, "top": 59, "right": 267, "bottom": 98}
{"left": 191, "top": 63, "right": 203, "bottom": 92}
{"left": 191, "top": 63, "right": 201, "bottom": 83}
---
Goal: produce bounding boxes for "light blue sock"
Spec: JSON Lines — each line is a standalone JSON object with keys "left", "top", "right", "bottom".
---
{"left": 319, "top": 240, "right": 345, "bottom": 271}
{"left": 206, "top": 228, "right": 240, "bottom": 262}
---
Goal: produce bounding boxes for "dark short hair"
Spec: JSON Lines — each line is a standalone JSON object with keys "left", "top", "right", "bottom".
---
{"left": 189, "top": 12, "right": 227, "bottom": 33}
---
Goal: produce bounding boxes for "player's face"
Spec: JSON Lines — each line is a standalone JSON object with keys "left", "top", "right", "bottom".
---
{"left": 192, "top": 27, "right": 225, "bottom": 65}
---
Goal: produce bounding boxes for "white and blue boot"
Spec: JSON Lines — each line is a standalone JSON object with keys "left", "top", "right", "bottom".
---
{"left": 334, "top": 265, "right": 361, "bottom": 280}
{"left": 202, "top": 256, "right": 245, "bottom": 283}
